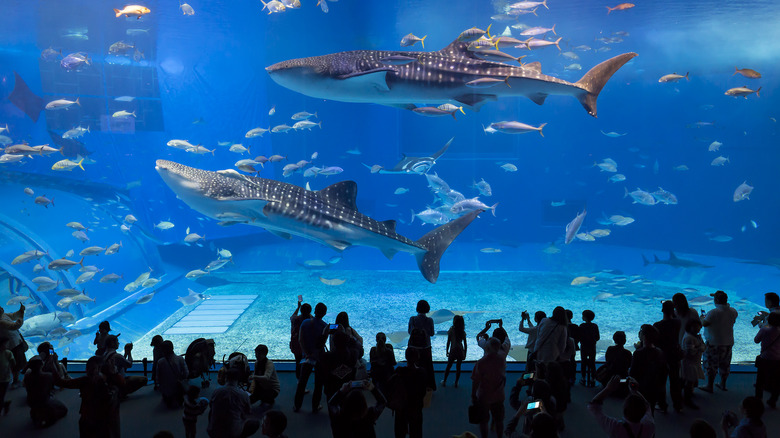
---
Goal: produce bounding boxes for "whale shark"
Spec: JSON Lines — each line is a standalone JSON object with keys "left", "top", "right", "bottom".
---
{"left": 642, "top": 251, "right": 714, "bottom": 269}
{"left": 266, "top": 40, "right": 637, "bottom": 117}
{"left": 155, "top": 160, "right": 482, "bottom": 283}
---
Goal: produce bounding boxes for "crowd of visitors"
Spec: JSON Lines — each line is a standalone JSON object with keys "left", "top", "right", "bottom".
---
{"left": 0, "top": 289, "right": 777, "bottom": 438}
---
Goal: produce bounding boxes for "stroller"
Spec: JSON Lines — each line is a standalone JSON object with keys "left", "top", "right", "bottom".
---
{"left": 218, "top": 351, "right": 252, "bottom": 391}
{"left": 185, "top": 338, "right": 216, "bottom": 388}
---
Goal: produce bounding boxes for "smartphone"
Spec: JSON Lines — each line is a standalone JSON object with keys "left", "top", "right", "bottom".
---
{"left": 298, "top": 294, "right": 303, "bottom": 302}
{"left": 523, "top": 373, "right": 534, "bottom": 380}
{"left": 350, "top": 381, "right": 363, "bottom": 388}
{"left": 619, "top": 379, "right": 628, "bottom": 384}
{"left": 527, "top": 401, "right": 541, "bottom": 410}
{"left": 329, "top": 324, "right": 339, "bottom": 330}
{"left": 49, "top": 349, "right": 55, "bottom": 355}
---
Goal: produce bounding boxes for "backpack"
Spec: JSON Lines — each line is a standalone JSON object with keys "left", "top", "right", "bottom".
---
{"left": 385, "top": 369, "right": 408, "bottom": 412}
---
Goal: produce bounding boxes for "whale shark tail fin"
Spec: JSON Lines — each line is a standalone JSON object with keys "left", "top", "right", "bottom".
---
{"left": 415, "top": 209, "right": 482, "bottom": 283}
{"left": 575, "top": 52, "right": 637, "bottom": 117}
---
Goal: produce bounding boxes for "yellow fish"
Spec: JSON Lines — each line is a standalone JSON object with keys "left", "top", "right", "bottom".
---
{"left": 114, "top": 5, "right": 151, "bottom": 18}
{"left": 51, "top": 158, "right": 85, "bottom": 171}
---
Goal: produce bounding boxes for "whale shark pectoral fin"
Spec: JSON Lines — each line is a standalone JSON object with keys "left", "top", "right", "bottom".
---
{"left": 325, "top": 240, "right": 352, "bottom": 251}
{"left": 318, "top": 181, "right": 358, "bottom": 210}
{"left": 336, "top": 69, "right": 392, "bottom": 92}
{"left": 381, "top": 248, "right": 398, "bottom": 260}
{"left": 454, "top": 93, "right": 497, "bottom": 112}
{"left": 528, "top": 93, "right": 548, "bottom": 105}
{"left": 268, "top": 229, "right": 292, "bottom": 240}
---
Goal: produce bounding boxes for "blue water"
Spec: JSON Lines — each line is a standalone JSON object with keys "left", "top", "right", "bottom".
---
{"left": 1, "top": 0, "right": 778, "bottom": 361}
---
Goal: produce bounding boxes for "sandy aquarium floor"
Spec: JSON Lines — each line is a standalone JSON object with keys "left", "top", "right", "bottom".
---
{"left": 132, "top": 270, "right": 764, "bottom": 364}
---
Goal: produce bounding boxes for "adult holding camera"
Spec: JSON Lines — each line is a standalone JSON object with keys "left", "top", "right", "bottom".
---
{"left": 471, "top": 337, "right": 506, "bottom": 438}
{"left": 587, "top": 376, "right": 655, "bottom": 438}
{"left": 103, "top": 335, "right": 148, "bottom": 399}
{"left": 533, "top": 307, "right": 568, "bottom": 364}
{"left": 289, "top": 296, "right": 310, "bottom": 380}
{"left": 477, "top": 319, "right": 510, "bottom": 359}
{"left": 408, "top": 300, "right": 436, "bottom": 391}
{"left": 519, "top": 311, "right": 545, "bottom": 372}
{"left": 327, "top": 379, "right": 386, "bottom": 438}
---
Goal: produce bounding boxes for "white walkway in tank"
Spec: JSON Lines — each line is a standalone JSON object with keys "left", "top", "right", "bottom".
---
{"left": 163, "top": 295, "right": 257, "bottom": 335}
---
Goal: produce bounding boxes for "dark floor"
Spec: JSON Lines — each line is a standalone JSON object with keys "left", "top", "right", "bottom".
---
{"left": 2, "top": 368, "right": 777, "bottom": 437}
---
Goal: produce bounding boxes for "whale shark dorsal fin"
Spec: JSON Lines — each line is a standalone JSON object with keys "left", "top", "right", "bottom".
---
{"left": 380, "top": 219, "right": 397, "bottom": 233}
{"left": 336, "top": 69, "right": 392, "bottom": 92}
{"left": 318, "top": 181, "right": 359, "bottom": 211}
{"left": 524, "top": 61, "right": 542, "bottom": 73}
{"left": 669, "top": 251, "right": 678, "bottom": 260}
{"left": 438, "top": 39, "right": 482, "bottom": 59}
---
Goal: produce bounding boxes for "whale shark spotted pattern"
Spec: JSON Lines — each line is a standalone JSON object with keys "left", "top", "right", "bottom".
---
{"left": 266, "top": 39, "right": 637, "bottom": 117}
{"left": 155, "top": 160, "right": 481, "bottom": 283}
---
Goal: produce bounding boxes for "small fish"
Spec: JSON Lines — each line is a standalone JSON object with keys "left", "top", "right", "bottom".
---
{"left": 52, "top": 158, "right": 85, "bottom": 171}
{"left": 100, "top": 273, "right": 122, "bottom": 283}
{"left": 500, "top": 163, "right": 518, "bottom": 172}
{"left": 600, "top": 130, "right": 626, "bottom": 137}
{"left": 709, "top": 235, "right": 733, "bottom": 242}
{"left": 394, "top": 188, "right": 409, "bottom": 195}
{"left": 412, "top": 106, "right": 460, "bottom": 119}
{"left": 708, "top": 141, "right": 722, "bottom": 152}
{"left": 268, "top": 105, "right": 276, "bottom": 116}
{"left": 571, "top": 276, "right": 596, "bottom": 285}
{"left": 45, "top": 98, "right": 80, "bottom": 110}
{"left": 271, "top": 124, "right": 292, "bottom": 133}
{"left": 105, "top": 242, "right": 122, "bottom": 255}
{"left": 155, "top": 221, "right": 175, "bottom": 230}
{"left": 186, "top": 269, "right": 209, "bottom": 279}
{"left": 24, "top": 188, "right": 34, "bottom": 197}
{"left": 521, "top": 24, "right": 556, "bottom": 36}
{"left": 725, "top": 86, "right": 760, "bottom": 98}
{"left": 751, "top": 220, "right": 758, "bottom": 228}
{"left": 136, "top": 292, "right": 155, "bottom": 304}
{"left": 320, "top": 277, "right": 346, "bottom": 286}
{"left": 112, "top": 110, "right": 136, "bottom": 118}
{"left": 606, "top": 3, "right": 635, "bottom": 14}
{"left": 466, "top": 77, "right": 511, "bottom": 89}
{"left": 489, "top": 121, "right": 546, "bottom": 136}
{"left": 576, "top": 232, "right": 595, "bottom": 242}
{"left": 473, "top": 179, "right": 492, "bottom": 196}
{"left": 457, "top": 26, "right": 491, "bottom": 42}
{"left": 710, "top": 156, "right": 729, "bottom": 166}
{"left": 229, "top": 144, "right": 249, "bottom": 154}
{"left": 180, "top": 3, "right": 195, "bottom": 15}
{"left": 480, "top": 248, "right": 502, "bottom": 253}
{"left": 550, "top": 200, "right": 566, "bottom": 207}
{"left": 291, "top": 111, "right": 317, "bottom": 120}
{"left": 673, "top": 165, "right": 689, "bottom": 171}
{"left": 245, "top": 127, "right": 269, "bottom": 138}
{"left": 218, "top": 249, "right": 233, "bottom": 259}
{"left": 589, "top": 229, "right": 611, "bottom": 238}
{"left": 292, "top": 120, "right": 321, "bottom": 130}
{"left": 114, "top": 5, "right": 151, "bottom": 18}
{"left": 608, "top": 174, "right": 626, "bottom": 183}
{"left": 400, "top": 33, "right": 426, "bottom": 48}
{"left": 260, "top": 0, "right": 286, "bottom": 14}
{"left": 659, "top": 72, "right": 688, "bottom": 83}
{"left": 734, "top": 67, "right": 761, "bottom": 79}
{"left": 733, "top": 181, "right": 753, "bottom": 202}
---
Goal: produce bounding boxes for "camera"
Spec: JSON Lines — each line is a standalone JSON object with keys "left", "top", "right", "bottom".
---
{"left": 329, "top": 324, "right": 339, "bottom": 330}
{"left": 49, "top": 349, "right": 55, "bottom": 355}
{"left": 298, "top": 294, "right": 303, "bottom": 302}
{"left": 487, "top": 319, "right": 502, "bottom": 325}
{"left": 526, "top": 400, "right": 542, "bottom": 412}
{"left": 522, "top": 373, "right": 534, "bottom": 381}
{"left": 350, "top": 381, "right": 363, "bottom": 388}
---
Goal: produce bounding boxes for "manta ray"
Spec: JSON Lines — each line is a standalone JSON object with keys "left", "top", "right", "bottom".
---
{"left": 266, "top": 39, "right": 637, "bottom": 117}
{"left": 156, "top": 160, "right": 481, "bottom": 283}
{"left": 8, "top": 72, "right": 45, "bottom": 122}
{"left": 365, "top": 137, "right": 451, "bottom": 175}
